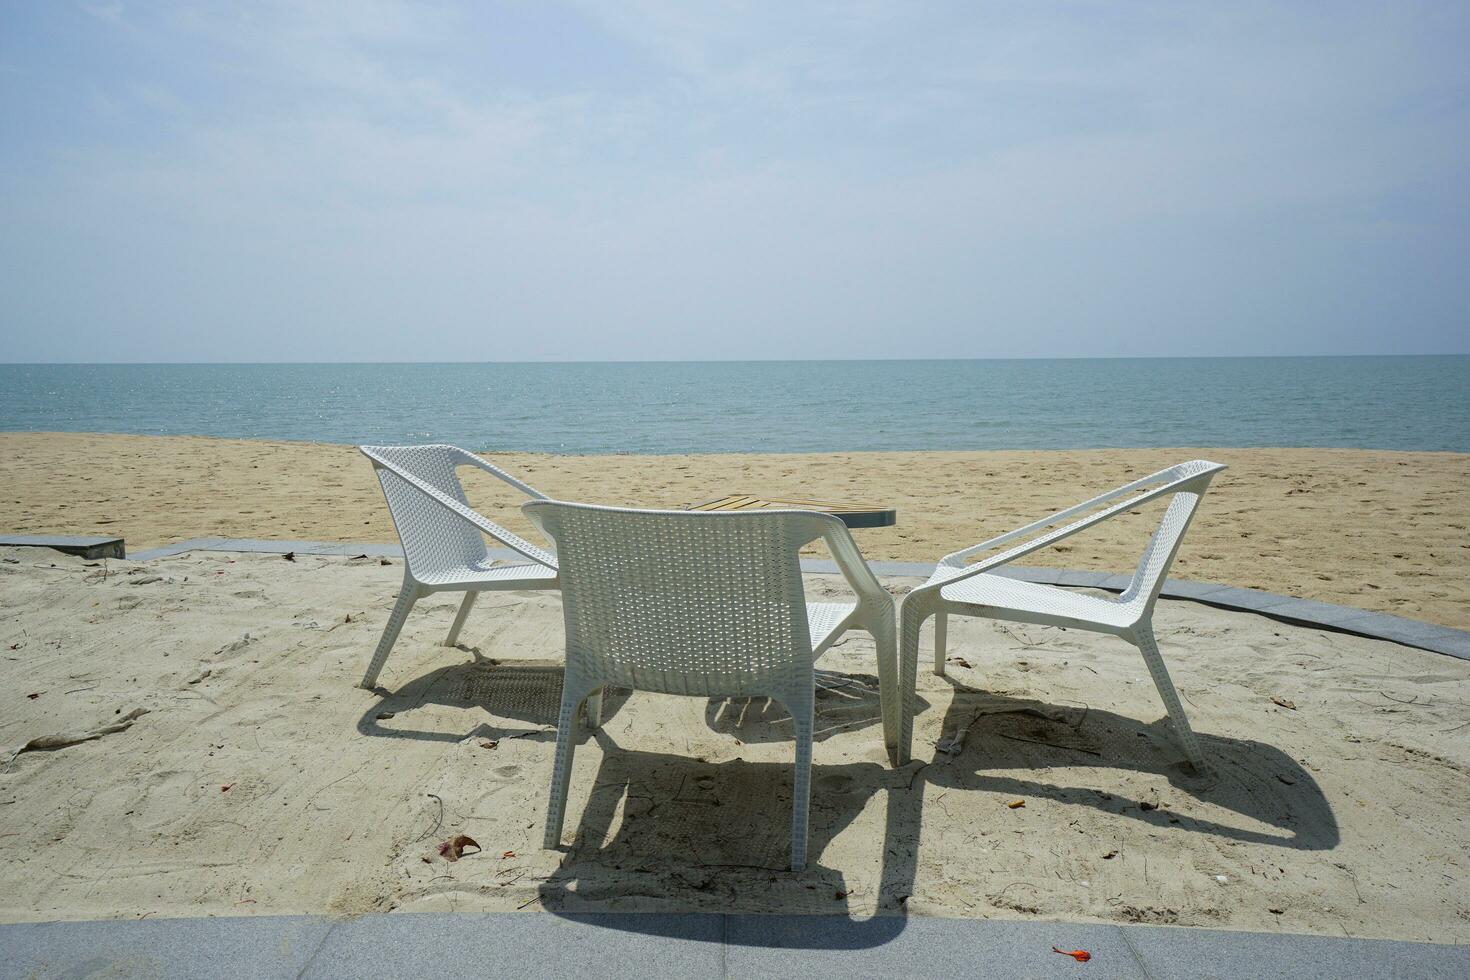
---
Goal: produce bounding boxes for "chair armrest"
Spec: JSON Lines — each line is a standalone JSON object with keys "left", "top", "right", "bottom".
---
{"left": 819, "top": 520, "right": 893, "bottom": 624}
{"left": 940, "top": 465, "right": 1188, "bottom": 566}
{"left": 457, "top": 451, "right": 549, "bottom": 501}
{"left": 369, "top": 456, "right": 557, "bottom": 569}
{"left": 925, "top": 463, "right": 1224, "bottom": 594}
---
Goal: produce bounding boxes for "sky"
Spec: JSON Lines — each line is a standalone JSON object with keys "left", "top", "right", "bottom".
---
{"left": 1, "top": 2, "right": 1467, "bottom": 362}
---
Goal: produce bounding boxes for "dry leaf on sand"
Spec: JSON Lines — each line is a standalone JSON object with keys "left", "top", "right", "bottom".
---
{"left": 437, "top": 835, "right": 481, "bottom": 862}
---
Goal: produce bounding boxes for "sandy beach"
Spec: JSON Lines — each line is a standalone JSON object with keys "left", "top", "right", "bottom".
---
{"left": 2, "top": 432, "right": 1468, "bottom": 628}
{"left": 1, "top": 548, "right": 1466, "bottom": 938}
{"left": 7, "top": 0, "right": 1470, "bottom": 967}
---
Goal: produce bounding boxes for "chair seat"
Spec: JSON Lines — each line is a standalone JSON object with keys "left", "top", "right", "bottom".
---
{"left": 932, "top": 570, "right": 1137, "bottom": 631}
{"left": 418, "top": 559, "right": 558, "bottom": 590}
{"left": 807, "top": 601, "right": 858, "bottom": 655}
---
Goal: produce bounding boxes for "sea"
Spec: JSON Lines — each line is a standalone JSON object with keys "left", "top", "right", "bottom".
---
{"left": 1, "top": 356, "right": 1467, "bottom": 454}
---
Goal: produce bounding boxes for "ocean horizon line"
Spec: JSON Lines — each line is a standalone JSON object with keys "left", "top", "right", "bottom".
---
{"left": 3, "top": 352, "right": 1468, "bottom": 367}
{"left": 8, "top": 430, "right": 1469, "bottom": 458}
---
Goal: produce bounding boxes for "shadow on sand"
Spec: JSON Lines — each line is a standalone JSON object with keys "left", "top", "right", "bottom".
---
{"left": 356, "top": 658, "right": 1337, "bottom": 948}
{"left": 534, "top": 668, "right": 925, "bottom": 949}
{"left": 920, "top": 681, "right": 1339, "bottom": 851}
{"left": 357, "top": 655, "right": 596, "bottom": 743}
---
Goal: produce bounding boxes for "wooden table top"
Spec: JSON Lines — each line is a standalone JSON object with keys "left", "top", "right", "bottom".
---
{"left": 685, "top": 494, "right": 897, "bottom": 529}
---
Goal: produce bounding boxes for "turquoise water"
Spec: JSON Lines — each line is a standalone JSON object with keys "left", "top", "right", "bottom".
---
{"left": 1, "top": 357, "right": 1466, "bottom": 454}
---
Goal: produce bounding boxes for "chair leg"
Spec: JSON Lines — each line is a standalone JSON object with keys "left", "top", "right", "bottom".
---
{"left": 789, "top": 701, "right": 814, "bottom": 872}
{"left": 585, "top": 688, "right": 604, "bottom": 729}
{"left": 543, "top": 686, "right": 586, "bottom": 850}
{"left": 1133, "top": 623, "right": 1208, "bottom": 772}
{"left": 872, "top": 615, "right": 899, "bottom": 758}
{"left": 361, "top": 579, "right": 420, "bottom": 689}
{"left": 896, "top": 603, "right": 926, "bottom": 766}
{"left": 933, "top": 611, "right": 948, "bottom": 675}
{"left": 443, "top": 590, "right": 477, "bottom": 647}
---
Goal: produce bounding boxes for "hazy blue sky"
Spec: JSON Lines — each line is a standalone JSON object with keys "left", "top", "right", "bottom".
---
{"left": 2, "top": 2, "right": 1467, "bottom": 362}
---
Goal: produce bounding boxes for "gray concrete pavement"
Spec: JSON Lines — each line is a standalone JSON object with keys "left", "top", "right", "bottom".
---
{"left": 2, "top": 911, "right": 1466, "bottom": 979}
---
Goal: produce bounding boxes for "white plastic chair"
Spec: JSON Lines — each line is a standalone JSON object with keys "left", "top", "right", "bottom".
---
{"left": 897, "top": 460, "right": 1226, "bottom": 771}
{"left": 358, "top": 445, "right": 560, "bottom": 691}
{"left": 523, "top": 500, "right": 897, "bottom": 872}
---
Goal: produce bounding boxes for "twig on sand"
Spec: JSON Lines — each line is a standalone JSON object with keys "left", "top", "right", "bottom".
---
{"left": 1054, "top": 698, "right": 1092, "bottom": 729}
{"left": 996, "top": 732, "right": 1102, "bottom": 757}
{"left": 302, "top": 762, "right": 370, "bottom": 812}
{"left": 413, "top": 794, "right": 445, "bottom": 844}
{"left": 904, "top": 762, "right": 931, "bottom": 791}
{"left": 1377, "top": 691, "right": 1422, "bottom": 706}
{"left": 517, "top": 894, "right": 542, "bottom": 910}
{"left": 1336, "top": 863, "right": 1365, "bottom": 904}
{"left": 998, "top": 625, "right": 1042, "bottom": 648}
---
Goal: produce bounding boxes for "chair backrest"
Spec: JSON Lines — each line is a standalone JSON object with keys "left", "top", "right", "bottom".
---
{"left": 1119, "top": 460, "right": 1225, "bottom": 610}
{"left": 361, "top": 444, "right": 491, "bottom": 580}
{"left": 523, "top": 500, "right": 831, "bottom": 700}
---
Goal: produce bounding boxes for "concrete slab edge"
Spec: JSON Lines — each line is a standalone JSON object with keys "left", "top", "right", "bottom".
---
{"left": 0, "top": 911, "right": 1466, "bottom": 980}
{"left": 78, "top": 537, "right": 1470, "bottom": 663}
{"left": 0, "top": 534, "right": 126, "bottom": 560}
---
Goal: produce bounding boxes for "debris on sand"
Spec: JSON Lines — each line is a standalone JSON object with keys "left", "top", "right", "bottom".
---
{"left": 5, "top": 707, "right": 150, "bottom": 766}
{"left": 436, "top": 835, "right": 481, "bottom": 862}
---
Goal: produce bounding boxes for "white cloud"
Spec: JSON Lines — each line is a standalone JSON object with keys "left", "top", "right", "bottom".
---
{"left": 2, "top": 1, "right": 1467, "bottom": 360}
{"left": 80, "top": 1, "right": 124, "bottom": 25}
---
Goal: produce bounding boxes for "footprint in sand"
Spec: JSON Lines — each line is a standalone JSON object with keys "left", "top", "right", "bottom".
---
{"left": 127, "top": 770, "right": 200, "bottom": 832}
{"left": 817, "top": 772, "right": 858, "bottom": 794}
